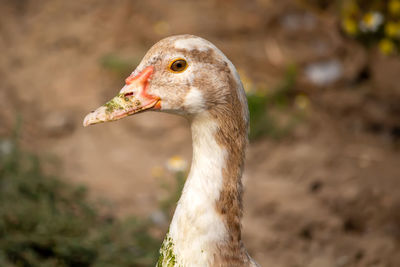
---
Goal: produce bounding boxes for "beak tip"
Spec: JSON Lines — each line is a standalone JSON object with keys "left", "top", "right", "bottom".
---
{"left": 83, "top": 112, "right": 99, "bottom": 127}
{"left": 83, "top": 106, "right": 110, "bottom": 127}
{"left": 83, "top": 115, "right": 91, "bottom": 127}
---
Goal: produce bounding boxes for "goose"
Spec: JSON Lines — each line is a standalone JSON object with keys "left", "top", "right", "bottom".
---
{"left": 83, "top": 35, "right": 259, "bottom": 267}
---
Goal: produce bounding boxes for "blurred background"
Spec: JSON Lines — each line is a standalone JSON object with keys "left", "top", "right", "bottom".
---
{"left": 1, "top": 0, "right": 400, "bottom": 266}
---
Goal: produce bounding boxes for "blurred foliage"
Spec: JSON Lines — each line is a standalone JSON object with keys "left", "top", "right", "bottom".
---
{"left": 340, "top": 0, "right": 400, "bottom": 55}
{"left": 0, "top": 125, "right": 162, "bottom": 267}
{"left": 151, "top": 156, "right": 188, "bottom": 221}
{"left": 158, "top": 171, "right": 185, "bottom": 219}
{"left": 100, "top": 54, "right": 140, "bottom": 79}
{"left": 246, "top": 65, "right": 304, "bottom": 141}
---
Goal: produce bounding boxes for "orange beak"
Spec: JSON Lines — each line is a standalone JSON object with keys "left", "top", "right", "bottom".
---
{"left": 83, "top": 66, "right": 161, "bottom": 127}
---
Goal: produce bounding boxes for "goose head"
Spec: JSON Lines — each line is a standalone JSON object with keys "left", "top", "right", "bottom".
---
{"left": 83, "top": 34, "right": 248, "bottom": 126}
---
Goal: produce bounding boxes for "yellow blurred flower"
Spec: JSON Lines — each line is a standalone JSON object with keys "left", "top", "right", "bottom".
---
{"left": 360, "top": 12, "right": 384, "bottom": 32}
{"left": 389, "top": 0, "right": 400, "bottom": 16}
{"left": 385, "top": 21, "right": 400, "bottom": 38}
{"left": 166, "top": 155, "right": 187, "bottom": 172}
{"left": 342, "top": 17, "right": 358, "bottom": 35}
{"left": 379, "top": 38, "right": 396, "bottom": 55}
{"left": 294, "top": 94, "right": 310, "bottom": 111}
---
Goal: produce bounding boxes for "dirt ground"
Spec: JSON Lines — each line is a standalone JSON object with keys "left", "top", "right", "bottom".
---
{"left": 1, "top": 0, "right": 400, "bottom": 266}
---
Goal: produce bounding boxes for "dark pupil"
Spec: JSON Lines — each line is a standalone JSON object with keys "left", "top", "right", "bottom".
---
{"left": 172, "top": 60, "right": 186, "bottom": 71}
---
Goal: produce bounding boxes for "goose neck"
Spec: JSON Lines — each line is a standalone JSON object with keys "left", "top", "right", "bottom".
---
{"left": 163, "top": 110, "right": 247, "bottom": 266}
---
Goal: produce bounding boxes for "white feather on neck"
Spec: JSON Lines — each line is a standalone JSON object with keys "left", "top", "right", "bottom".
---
{"left": 169, "top": 111, "right": 228, "bottom": 267}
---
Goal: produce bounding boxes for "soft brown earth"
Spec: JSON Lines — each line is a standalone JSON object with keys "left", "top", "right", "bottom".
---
{"left": 1, "top": 0, "right": 400, "bottom": 266}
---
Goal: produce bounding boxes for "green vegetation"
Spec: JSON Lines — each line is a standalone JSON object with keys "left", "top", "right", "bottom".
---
{"left": 100, "top": 54, "right": 140, "bottom": 79}
{"left": 158, "top": 171, "right": 185, "bottom": 219}
{"left": 0, "top": 127, "right": 162, "bottom": 267}
{"left": 247, "top": 65, "right": 302, "bottom": 141}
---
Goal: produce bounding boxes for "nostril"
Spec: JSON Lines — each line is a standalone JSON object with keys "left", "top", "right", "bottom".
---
{"left": 124, "top": 92, "right": 134, "bottom": 97}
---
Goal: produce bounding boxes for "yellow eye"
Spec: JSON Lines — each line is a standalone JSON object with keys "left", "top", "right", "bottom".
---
{"left": 169, "top": 58, "right": 188, "bottom": 73}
